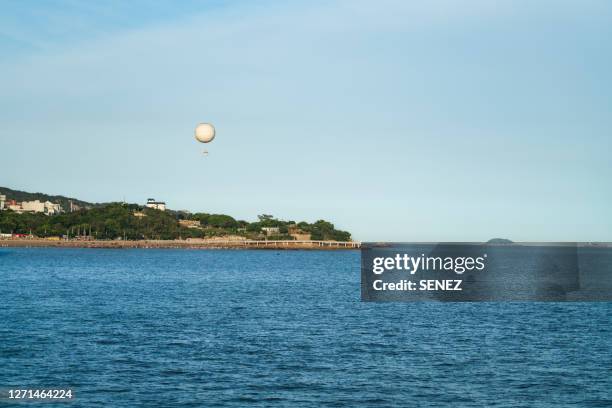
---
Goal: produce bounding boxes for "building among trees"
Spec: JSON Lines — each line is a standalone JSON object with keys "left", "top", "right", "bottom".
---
{"left": 145, "top": 198, "right": 166, "bottom": 211}
{"left": 5, "top": 200, "right": 63, "bottom": 215}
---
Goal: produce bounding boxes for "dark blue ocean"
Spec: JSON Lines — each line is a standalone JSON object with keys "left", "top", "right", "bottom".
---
{"left": 1, "top": 248, "right": 611, "bottom": 407}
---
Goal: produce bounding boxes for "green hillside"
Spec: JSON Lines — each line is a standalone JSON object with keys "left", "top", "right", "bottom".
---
{"left": 0, "top": 186, "right": 97, "bottom": 211}
{"left": 0, "top": 188, "right": 352, "bottom": 241}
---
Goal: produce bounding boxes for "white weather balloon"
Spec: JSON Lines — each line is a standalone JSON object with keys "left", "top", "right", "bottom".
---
{"left": 195, "top": 123, "right": 216, "bottom": 143}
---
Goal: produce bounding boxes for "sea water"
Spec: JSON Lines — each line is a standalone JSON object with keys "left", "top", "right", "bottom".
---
{"left": 1, "top": 248, "right": 611, "bottom": 407}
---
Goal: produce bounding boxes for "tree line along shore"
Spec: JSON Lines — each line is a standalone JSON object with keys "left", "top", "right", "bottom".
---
{"left": 0, "top": 201, "right": 353, "bottom": 243}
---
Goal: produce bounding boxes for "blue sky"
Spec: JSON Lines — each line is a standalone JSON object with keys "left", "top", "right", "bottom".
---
{"left": 1, "top": 0, "right": 611, "bottom": 241}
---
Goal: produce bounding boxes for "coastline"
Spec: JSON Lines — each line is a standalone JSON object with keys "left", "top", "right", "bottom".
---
{"left": 0, "top": 239, "right": 361, "bottom": 250}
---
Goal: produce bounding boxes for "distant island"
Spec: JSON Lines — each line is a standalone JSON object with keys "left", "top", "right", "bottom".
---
{"left": 0, "top": 187, "right": 352, "bottom": 243}
{"left": 486, "top": 238, "right": 514, "bottom": 245}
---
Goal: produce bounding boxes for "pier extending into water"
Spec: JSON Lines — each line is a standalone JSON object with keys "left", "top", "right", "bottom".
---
{"left": 239, "top": 240, "right": 360, "bottom": 249}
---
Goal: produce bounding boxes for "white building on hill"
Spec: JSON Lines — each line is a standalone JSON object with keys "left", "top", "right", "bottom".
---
{"left": 145, "top": 198, "right": 166, "bottom": 211}
{"left": 20, "top": 200, "right": 63, "bottom": 215}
